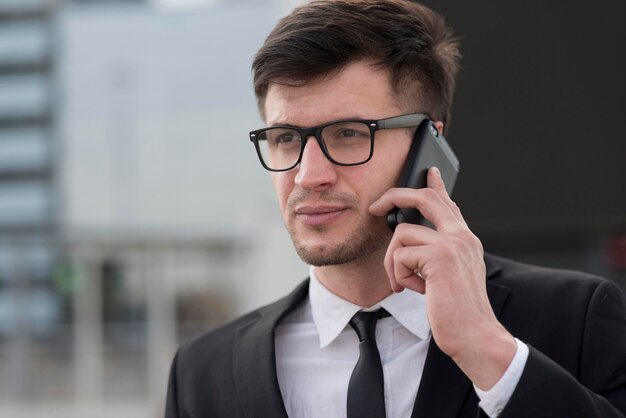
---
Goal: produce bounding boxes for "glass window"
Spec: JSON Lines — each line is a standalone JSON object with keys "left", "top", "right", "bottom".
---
{"left": 0, "top": 128, "right": 49, "bottom": 171}
{"left": 0, "top": 21, "right": 49, "bottom": 66}
{"left": 0, "top": 180, "right": 51, "bottom": 225}
{"left": 0, "top": 74, "right": 50, "bottom": 119}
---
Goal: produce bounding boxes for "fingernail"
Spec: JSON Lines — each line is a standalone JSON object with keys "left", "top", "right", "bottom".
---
{"left": 432, "top": 166, "right": 441, "bottom": 177}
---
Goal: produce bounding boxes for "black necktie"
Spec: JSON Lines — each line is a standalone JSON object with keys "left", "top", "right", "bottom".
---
{"left": 347, "top": 308, "right": 391, "bottom": 418}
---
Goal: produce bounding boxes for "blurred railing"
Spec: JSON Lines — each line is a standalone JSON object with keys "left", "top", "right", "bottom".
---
{"left": 0, "top": 234, "right": 240, "bottom": 418}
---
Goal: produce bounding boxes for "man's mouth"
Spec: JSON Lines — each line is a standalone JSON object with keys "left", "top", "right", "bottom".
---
{"left": 294, "top": 205, "right": 348, "bottom": 226}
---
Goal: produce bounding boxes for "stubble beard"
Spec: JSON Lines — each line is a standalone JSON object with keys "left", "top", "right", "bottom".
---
{"left": 288, "top": 213, "right": 391, "bottom": 267}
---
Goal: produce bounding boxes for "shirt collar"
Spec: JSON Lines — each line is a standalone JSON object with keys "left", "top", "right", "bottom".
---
{"left": 309, "top": 267, "right": 431, "bottom": 348}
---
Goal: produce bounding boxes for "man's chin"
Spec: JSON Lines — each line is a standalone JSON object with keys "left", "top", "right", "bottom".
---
{"left": 290, "top": 224, "right": 390, "bottom": 267}
{"left": 294, "top": 246, "right": 346, "bottom": 267}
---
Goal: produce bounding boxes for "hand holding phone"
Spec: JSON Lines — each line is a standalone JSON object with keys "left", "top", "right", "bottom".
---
{"left": 387, "top": 119, "right": 460, "bottom": 231}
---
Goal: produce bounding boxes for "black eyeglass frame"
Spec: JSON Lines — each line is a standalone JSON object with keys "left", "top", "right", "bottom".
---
{"left": 249, "top": 113, "right": 429, "bottom": 172}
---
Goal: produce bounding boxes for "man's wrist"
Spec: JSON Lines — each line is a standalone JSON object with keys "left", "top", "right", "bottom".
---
{"left": 474, "top": 338, "right": 530, "bottom": 417}
{"left": 453, "top": 323, "right": 517, "bottom": 390}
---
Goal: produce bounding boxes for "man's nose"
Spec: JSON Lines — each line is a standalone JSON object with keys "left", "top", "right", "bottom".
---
{"left": 294, "top": 136, "right": 338, "bottom": 191}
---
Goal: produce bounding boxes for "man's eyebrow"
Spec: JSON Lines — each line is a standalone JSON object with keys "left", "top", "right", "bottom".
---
{"left": 268, "top": 116, "right": 368, "bottom": 129}
{"left": 268, "top": 122, "right": 300, "bottom": 128}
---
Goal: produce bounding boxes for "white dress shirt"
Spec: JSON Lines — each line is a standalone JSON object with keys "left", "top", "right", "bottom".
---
{"left": 275, "top": 268, "right": 529, "bottom": 418}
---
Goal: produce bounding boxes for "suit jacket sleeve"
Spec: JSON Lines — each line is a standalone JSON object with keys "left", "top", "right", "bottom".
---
{"left": 501, "top": 279, "right": 626, "bottom": 418}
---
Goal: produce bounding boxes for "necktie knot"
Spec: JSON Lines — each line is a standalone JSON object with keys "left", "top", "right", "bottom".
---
{"left": 349, "top": 309, "right": 390, "bottom": 342}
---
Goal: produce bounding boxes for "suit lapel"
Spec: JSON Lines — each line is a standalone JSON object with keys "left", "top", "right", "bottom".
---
{"left": 233, "top": 280, "right": 309, "bottom": 418}
{"left": 411, "top": 254, "right": 510, "bottom": 418}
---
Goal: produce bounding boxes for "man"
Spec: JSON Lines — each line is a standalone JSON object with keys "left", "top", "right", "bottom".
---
{"left": 165, "top": 1, "right": 626, "bottom": 417}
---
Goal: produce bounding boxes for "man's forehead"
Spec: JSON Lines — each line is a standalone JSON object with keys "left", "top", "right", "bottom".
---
{"left": 263, "top": 62, "right": 401, "bottom": 126}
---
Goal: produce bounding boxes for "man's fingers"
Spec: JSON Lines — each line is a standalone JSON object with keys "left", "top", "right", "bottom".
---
{"left": 427, "top": 167, "right": 466, "bottom": 224}
{"left": 369, "top": 185, "right": 461, "bottom": 231}
{"left": 383, "top": 223, "right": 437, "bottom": 291}
{"left": 389, "top": 246, "right": 427, "bottom": 294}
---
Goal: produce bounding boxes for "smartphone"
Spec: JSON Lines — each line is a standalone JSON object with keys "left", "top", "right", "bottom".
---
{"left": 386, "top": 119, "right": 460, "bottom": 231}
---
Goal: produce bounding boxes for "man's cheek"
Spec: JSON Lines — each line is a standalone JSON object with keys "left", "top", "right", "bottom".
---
{"left": 271, "top": 177, "right": 291, "bottom": 214}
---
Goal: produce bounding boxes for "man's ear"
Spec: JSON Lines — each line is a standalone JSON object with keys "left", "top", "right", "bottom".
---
{"left": 434, "top": 121, "right": 444, "bottom": 135}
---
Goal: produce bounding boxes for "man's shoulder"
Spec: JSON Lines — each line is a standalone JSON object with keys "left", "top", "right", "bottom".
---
{"left": 486, "top": 252, "right": 609, "bottom": 292}
{"left": 485, "top": 253, "right": 626, "bottom": 376}
{"left": 485, "top": 252, "right": 624, "bottom": 326}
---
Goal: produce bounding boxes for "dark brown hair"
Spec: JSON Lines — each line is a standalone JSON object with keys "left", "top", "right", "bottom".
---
{"left": 252, "top": 0, "right": 461, "bottom": 129}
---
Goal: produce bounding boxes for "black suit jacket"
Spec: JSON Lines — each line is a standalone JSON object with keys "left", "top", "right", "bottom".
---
{"left": 165, "top": 254, "right": 626, "bottom": 417}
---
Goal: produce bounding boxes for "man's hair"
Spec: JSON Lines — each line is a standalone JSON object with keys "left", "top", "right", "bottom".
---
{"left": 252, "top": 0, "right": 461, "bottom": 129}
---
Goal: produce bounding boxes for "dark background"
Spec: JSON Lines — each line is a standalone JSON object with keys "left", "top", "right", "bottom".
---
{"left": 417, "top": 1, "right": 626, "bottom": 270}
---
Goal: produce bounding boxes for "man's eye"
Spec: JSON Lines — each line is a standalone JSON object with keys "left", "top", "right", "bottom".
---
{"left": 324, "top": 123, "right": 370, "bottom": 141}
{"left": 338, "top": 129, "right": 366, "bottom": 138}
{"left": 267, "top": 130, "right": 300, "bottom": 145}
{"left": 275, "top": 133, "right": 297, "bottom": 144}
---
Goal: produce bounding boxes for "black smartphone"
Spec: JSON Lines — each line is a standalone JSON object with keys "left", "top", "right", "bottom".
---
{"left": 386, "top": 119, "right": 460, "bottom": 231}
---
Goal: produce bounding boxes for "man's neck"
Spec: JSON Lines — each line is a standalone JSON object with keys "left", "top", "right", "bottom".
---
{"left": 312, "top": 249, "right": 393, "bottom": 307}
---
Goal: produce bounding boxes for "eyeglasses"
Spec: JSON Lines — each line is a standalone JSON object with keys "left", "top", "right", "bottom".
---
{"left": 249, "top": 113, "right": 428, "bottom": 172}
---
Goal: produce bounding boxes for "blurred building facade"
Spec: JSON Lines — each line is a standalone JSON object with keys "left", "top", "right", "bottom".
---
{"left": 0, "top": 0, "right": 307, "bottom": 417}
{"left": 0, "top": 0, "right": 62, "bottom": 415}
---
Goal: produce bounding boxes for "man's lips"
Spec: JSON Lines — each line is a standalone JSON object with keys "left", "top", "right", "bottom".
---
{"left": 294, "top": 206, "right": 348, "bottom": 226}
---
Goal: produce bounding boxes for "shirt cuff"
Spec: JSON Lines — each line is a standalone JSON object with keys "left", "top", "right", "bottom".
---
{"left": 474, "top": 338, "right": 529, "bottom": 418}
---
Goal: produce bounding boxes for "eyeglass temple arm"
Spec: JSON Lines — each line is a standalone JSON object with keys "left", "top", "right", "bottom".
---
{"left": 377, "top": 113, "right": 428, "bottom": 130}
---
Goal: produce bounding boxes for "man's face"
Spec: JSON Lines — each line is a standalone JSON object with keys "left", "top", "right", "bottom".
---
{"left": 264, "top": 61, "right": 413, "bottom": 266}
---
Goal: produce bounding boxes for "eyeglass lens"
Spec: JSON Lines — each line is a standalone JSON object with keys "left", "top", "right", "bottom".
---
{"left": 256, "top": 121, "right": 372, "bottom": 170}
